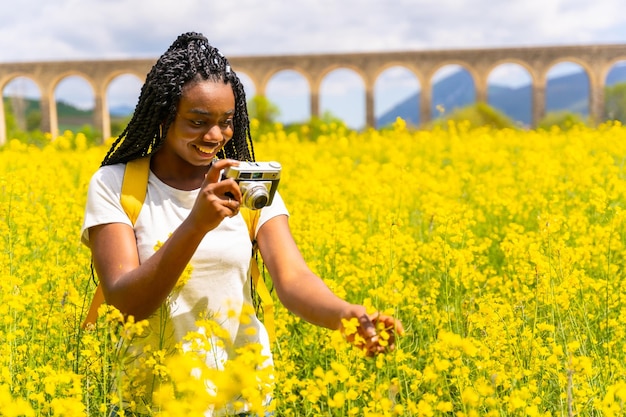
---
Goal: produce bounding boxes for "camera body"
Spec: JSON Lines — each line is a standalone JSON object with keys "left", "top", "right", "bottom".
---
{"left": 223, "top": 161, "right": 282, "bottom": 210}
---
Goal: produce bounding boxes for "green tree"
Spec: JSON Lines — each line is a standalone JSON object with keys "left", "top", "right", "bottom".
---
{"left": 537, "top": 111, "right": 588, "bottom": 131}
{"left": 3, "top": 97, "right": 18, "bottom": 134}
{"left": 111, "top": 115, "right": 132, "bottom": 138}
{"left": 428, "top": 102, "right": 518, "bottom": 130}
{"left": 284, "top": 110, "right": 350, "bottom": 141}
{"left": 26, "top": 109, "right": 42, "bottom": 131}
{"left": 247, "top": 95, "right": 280, "bottom": 125}
{"left": 604, "top": 82, "right": 626, "bottom": 123}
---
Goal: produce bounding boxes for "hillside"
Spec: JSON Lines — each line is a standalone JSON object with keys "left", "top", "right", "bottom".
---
{"left": 377, "top": 63, "right": 626, "bottom": 127}
{"left": 3, "top": 97, "right": 128, "bottom": 132}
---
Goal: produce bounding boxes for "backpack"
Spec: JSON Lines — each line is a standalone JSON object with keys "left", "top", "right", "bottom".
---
{"left": 82, "top": 157, "right": 275, "bottom": 344}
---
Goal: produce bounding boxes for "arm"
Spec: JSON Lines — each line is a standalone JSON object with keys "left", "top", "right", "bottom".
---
{"left": 89, "top": 219, "right": 206, "bottom": 320}
{"left": 89, "top": 159, "right": 242, "bottom": 320}
{"left": 257, "top": 215, "right": 404, "bottom": 354}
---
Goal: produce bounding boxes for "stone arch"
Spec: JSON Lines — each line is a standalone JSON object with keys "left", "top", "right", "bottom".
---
{"left": 1, "top": 44, "right": 626, "bottom": 144}
{"left": 602, "top": 57, "right": 626, "bottom": 83}
{"left": 265, "top": 69, "right": 311, "bottom": 124}
{"left": 259, "top": 66, "right": 312, "bottom": 123}
{"left": 603, "top": 59, "right": 626, "bottom": 122}
{"left": 316, "top": 64, "right": 370, "bottom": 127}
{"left": 429, "top": 62, "right": 478, "bottom": 118}
{"left": 1, "top": 73, "right": 45, "bottom": 95}
{"left": 2, "top": 75, "right": 44, "bottom": 135}
{"left": 428, "top": 60, "right": 479, "bottom": 83}
{"left": 544, "top": 59, "right": 591, "bottom": 121}
{"left": 259, "top": 66, "right": 311, "bottom": 95}
{"left": 544, "top": 56, "right": 593, "bottom": 79}
{"left": 51, "top": 72, "right": 97, "bottom": 137}
{"left": 319, "top": 67, "right": 367, "bottom": 129}
{"left": 485, "top": 59, "right": 538, "bottom": 84}
{"left": 428, "top": 60, "right": 480, "bottom": 92}
{"left": 373, "top": 62, "right": 423, "bottom": 85}
{"left": 235, "top": 71, "right": 257, "bottom": 99}
{"left": 317, "top": 63, "right": 369, "bottom": 89}
{"left": 486, "top": 62, "right": 533, "bottom": 126}
{"left": 106, "top": 73, "right": 143, "bottom": 139}
{"left": 373, "top": 64, "right": 421, "bottom": 128}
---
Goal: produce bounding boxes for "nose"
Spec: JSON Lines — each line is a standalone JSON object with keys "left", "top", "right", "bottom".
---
{"left": 203, "top": 124, "right": 224, "bottom": 142}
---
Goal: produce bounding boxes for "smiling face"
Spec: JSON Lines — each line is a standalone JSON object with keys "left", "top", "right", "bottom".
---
{"left": 162, "top": 79, "right": 236, "bottom": 167}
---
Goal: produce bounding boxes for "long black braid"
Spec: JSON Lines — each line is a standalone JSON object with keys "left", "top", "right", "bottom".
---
{"left": 101, "top": 32, "right": 255, "bottom": 166}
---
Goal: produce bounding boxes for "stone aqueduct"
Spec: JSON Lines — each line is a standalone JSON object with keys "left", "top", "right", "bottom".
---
{"left": 1, "top": 43, "right": 626, "bottom": 145}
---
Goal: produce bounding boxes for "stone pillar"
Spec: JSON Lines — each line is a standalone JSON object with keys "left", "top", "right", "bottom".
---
{"left": 310, "top": 90, "right": 320, "bottom": 119}
{"left": 532, "top": 82, "right": 545, "bottom": 128}
{"left": 365, "top": 87, "right": 375, "bottom": 128}
{"left": 475, "top": 76, "right": 488, "bottom": 104}
{"left": 420, "top": 85, "right": 432, "bottom": 126}
{"left": 589, "top": 83, "right": 604, "bottom": 126}
{"left": 588, "top": 71, "right": 604, "bottom": 125}
{"left": 40, "top": 93, "right": 59, "bottom": 138}
{"left": 0, "top": 98, "right": 6, "bottom": 146}
{"left": 94, "top": 92, "right": 110, "bottom": 143}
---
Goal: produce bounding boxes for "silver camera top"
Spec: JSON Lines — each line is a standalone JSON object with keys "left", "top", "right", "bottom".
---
{"left": 224, "top": 161, "right": 281, "bottom": 180}
{"left": 223, "top": 161, "right": 282, "bottom": 210}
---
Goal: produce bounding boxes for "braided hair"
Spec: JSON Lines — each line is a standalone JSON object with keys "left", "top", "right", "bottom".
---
{"left": 101, "top": 32, "right": 255, "bottom": 166}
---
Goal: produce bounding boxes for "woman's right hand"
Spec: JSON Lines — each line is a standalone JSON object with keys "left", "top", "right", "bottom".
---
{"left": 188, "top": 158, "right": 243, "bottom": 234}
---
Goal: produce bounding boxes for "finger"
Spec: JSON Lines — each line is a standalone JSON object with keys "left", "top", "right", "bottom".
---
{"left": 396, "top": 321, "right": 405, "bottom": 336}
{"left": 358, "top": 314, "right": 383, "bottom": 354}
{"left": 365, "top": 343, "right": 385, "bottom": 357}
{"left": 212, "top": 180, "right": 242, "bottom": 204}
{"left": 203, "top": 159, "right": 240, "bottom": 185}
{"left": 358, "top": 314, "right": 377, "bottom": 338}
{"left": 224, "top": 196, "right": 240, "bottom": 216}
{"left": 367, "top": 314, "right": 404, "bottom": 355}
{"left": 373, "top": 314, "right": 405, "bottom": 336}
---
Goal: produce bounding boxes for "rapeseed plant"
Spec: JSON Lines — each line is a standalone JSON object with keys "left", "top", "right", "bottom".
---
{"left": 2, "top": 122, "right": 626, "bottom": 415}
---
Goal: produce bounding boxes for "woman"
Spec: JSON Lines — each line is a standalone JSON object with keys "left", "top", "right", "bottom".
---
{"left": 81, "top": 32, "right": 403, "bottom": 416}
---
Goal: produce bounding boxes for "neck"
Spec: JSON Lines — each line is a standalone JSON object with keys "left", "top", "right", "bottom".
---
{"left": 149, "top": 150, "right": 209, "bottom": 191}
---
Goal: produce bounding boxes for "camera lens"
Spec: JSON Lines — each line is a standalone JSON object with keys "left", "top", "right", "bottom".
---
{"left": 251, "top": 195, "right": 268, "bottom": 209}
{"left": 242, "top": 184, "right": 270, "bottom": 210}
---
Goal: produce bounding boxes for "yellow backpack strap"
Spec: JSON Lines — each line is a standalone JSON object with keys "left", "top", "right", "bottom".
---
{"left": 120, "top": 157, "right": 151, "bottom": 224}
{"left": 82, "top": 284, "right": 104, "bottom": 329}
{"left": 241, "top": 208, "right": 275, "bottom": 345}
{"left": 82, "top": 157, "right": 150, "bottom": 329}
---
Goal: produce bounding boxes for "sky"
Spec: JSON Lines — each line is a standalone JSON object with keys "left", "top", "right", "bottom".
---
{"left": 2, "top": 0, "right": 626, "bottom": 128}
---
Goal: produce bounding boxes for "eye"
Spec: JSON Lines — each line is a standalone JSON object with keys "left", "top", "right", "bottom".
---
{"left": 220, "top": 118, "right": 234, "bottom": 130}
{"left": 190, "top": 119, "right": 206, "bottom": 127}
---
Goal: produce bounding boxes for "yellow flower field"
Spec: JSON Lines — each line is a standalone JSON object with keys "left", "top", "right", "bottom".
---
{"left": 1, "top": 120, "right": 626, "bottom": 416}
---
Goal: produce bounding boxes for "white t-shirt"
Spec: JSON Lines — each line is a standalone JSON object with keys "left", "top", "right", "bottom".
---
{"left": 81, "top": 162, "right": 288, "bottom": 415}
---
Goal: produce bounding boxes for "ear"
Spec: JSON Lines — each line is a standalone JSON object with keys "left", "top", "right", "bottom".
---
{"left": 159, "top": 123, "right": 166, "bottom": 140}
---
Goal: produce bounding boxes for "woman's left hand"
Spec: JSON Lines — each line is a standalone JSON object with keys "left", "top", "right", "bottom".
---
{"left": 340, "top": 309, "right": 405, "bottom": 356}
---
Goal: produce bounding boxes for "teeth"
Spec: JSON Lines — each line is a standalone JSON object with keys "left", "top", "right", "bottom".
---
{"left": 195, "top": 144, "right": 219, "bottom": 154}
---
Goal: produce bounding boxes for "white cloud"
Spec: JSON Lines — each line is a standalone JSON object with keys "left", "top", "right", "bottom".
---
{"left": 320, "top": 69, "right": 365, "bottom": 96}
{"left": 488, "top": 64, "right": 532, "bottom": 88}
{"left": 266, "top": 71, "right": 310, "bottom": 96}
{"left": 1, "top": 0, "right": 624, "bottom": 63}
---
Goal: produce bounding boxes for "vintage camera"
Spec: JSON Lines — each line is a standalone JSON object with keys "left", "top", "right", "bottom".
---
{"left": 223, "top": 161, "right": 282, "bottom": 210}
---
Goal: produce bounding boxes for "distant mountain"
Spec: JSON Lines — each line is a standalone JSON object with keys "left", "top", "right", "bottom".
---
{"left": 3, "top": 97, "right": 133, "bottom": 118}
{"left": 110, "top": 104, "right": 134, "bottom": 117}
{"left": 377, "top": 63, "right": 626, "bottom": 127}
{"left": 607, "top": 64, "right": 626, "bottom": 85}
{"left": 3, "top": 97, "right": 133, "bottom": 132}
{"left": 56, "top": 100, "right": 92, "bottom": 116}
{"left": 488, "top": 84, "right": 532, "bottom": 126}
